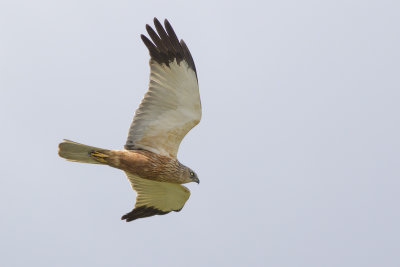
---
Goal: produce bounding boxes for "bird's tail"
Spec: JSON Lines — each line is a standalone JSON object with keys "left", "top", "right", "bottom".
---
{"left": 58, "top": 139, "right": 110, "bottom": 164}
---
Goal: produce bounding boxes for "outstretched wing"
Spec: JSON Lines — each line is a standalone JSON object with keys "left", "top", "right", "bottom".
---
{"left": 125, "top": 18, "right": 201, "bottom": 158}
{"left": 122, "top": 172, "right": 191, "bottom": 222}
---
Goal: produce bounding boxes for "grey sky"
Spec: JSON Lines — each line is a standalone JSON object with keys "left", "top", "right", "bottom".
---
{"left": 1, "top": 0, "right": 399, "bottom": 266}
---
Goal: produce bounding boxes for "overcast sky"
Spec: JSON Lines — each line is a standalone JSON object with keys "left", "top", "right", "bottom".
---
{"left": 1, "top": 0, "right": 399, "bottom": 266}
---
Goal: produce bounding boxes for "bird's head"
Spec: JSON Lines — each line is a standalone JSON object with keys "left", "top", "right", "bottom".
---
{"left": 187, "top": 168, "right": 200, "bottom": 184}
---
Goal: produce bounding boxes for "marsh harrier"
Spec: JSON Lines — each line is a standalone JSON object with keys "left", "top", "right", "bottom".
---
{"left": 58, "top": 18, "right": 201, "bottom": 222}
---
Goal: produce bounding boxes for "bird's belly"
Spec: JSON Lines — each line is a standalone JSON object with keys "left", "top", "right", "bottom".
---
{"left": 108, "top": 150, "right": 182, "bottom": 183}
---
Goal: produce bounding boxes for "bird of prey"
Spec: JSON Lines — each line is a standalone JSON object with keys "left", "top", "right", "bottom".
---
{"left": 58, "top": 18, "right": 201, "bottom": 222}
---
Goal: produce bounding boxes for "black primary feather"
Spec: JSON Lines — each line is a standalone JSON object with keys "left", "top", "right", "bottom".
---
{"left": 141, "top": 18, "right": 197, "bottom": 76}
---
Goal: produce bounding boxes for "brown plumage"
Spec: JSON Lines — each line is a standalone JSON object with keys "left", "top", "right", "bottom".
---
{"left": 58, "top": 18, "right": 201, "bottom": 222}
{"left": 94, "top": 149, "right": 193, "bottom": 184}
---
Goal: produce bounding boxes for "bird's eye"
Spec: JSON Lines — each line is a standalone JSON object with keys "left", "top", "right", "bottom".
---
{"left": 190, "top": 171, "right": 194, "bottom": 176}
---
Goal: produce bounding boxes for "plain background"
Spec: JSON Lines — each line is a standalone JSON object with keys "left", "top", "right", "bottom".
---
{"left": 1, "top": 0, "right": 399, "bottom": 266}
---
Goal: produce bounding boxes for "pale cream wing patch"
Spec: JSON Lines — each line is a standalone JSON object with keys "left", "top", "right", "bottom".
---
{"left": 125, "top": 59, "right": 201, "bottom": 158}
{"left": 121, "top": 172, "right": 191, "bottom": 222}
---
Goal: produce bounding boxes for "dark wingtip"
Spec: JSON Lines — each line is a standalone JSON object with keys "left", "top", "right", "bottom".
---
{"left": 121, "top": 206, "right": 170, "bottom": 222}
{"left": 140, "top": 18, "right": 197, "bottom": 75}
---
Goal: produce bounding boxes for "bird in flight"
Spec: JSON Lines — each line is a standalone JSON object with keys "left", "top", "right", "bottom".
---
{"left": 58, "top": 18, "right": 201, "bottom": 222}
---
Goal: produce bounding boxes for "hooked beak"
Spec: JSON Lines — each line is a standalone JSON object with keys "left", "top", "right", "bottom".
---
{"left": 193, "top": 177, "right": 200, "bottom": 184}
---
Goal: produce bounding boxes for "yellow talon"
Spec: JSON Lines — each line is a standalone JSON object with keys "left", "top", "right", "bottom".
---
{"left": 90, "top": 151, "right": 108, "bottom": 163}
